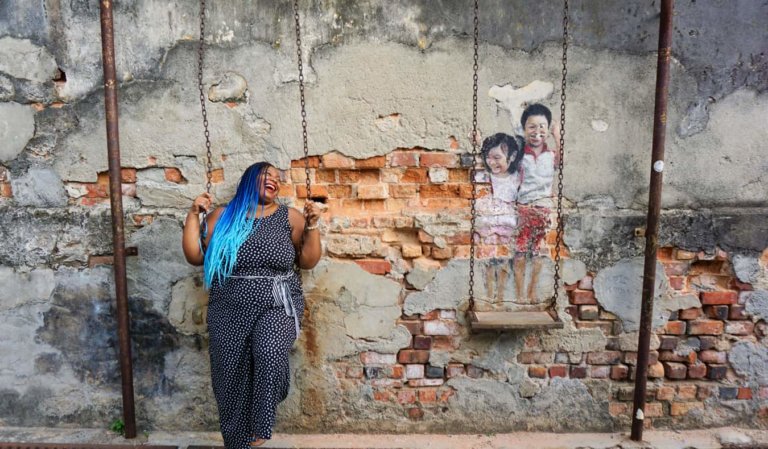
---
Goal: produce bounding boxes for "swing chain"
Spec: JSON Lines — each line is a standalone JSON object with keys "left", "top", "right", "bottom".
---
{"left": 468, "top": 0, "right": 479, "bottom": 312}
{"left": 293, "top": 0, "right": 311, "bottom": 202}
{"left": 551, "top": 0, "right": 569, "bottom": 304}
{"left": 197, "top": 0, "right": 213, "bottom": 245}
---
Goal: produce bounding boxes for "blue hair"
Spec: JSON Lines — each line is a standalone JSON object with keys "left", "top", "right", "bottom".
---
{"left": 203, "top": 162, "right": 271, "bottom": 288}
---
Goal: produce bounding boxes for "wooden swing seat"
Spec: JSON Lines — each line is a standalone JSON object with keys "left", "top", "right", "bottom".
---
{"left": 468, "top": 309, "right": 563, "bottom": 332}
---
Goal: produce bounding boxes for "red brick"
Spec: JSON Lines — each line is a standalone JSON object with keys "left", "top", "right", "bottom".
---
{"left": 571, "top": 289, "right": 597, "bottom": 305}
{"left": 356, "top": 156, "right": 386, "bottom": 168}
{"left": 648, "top": 361, "right": 666, "bottom": 378}
{"left": 729, "top": 304, "right": 748, "bottom": 320}
{"left": 707, "top": 364, "right": 728, "bottom": 380}
{"left": 609, "top": 402, "right": 629, "bottom": 417}
{"left": 406, "top": 407, "right": 424, "bottom": 420}
{"left": 355, "top": 259, "right": 391, "bottom": 275}
{"left": 679, "top": 308, "right": 702, "bottom": 320}
{"left": 663, "top": 261, "right": 689, "bottom": 276}
{"left": 295, "top": 184, "right": 329, "bottom": 199}
{"left": 528, "top": 365, "right": 547, "bottom": 378}
{"left": 431, "top": 246, "right": 452, "bottom": 259}
{"left": 408, "top": 378, "right": 444, "bottom": 387}
{"left": 665, "top": 321, "right": 687, "bottom": 335}
{"left": 373, "top": 390, "right": 392, "bottom": 402}
{"left": 587, "top": 351, "right": 622, "bottom": 365}
{"left": 589, "top": 365, "right": 611, "bottom": 379}
{"left": 292, "top": 156, "right": 320, "bottom": 168}
{"left": 413, "top": 335, "right": 432, "bottom": 350}
{"left": 663, "top": 362, "right": 687, "bottom": 379}
{"left": 738, "top": 387, "right": 753, "bottom": 400}
{"left": 687, "top": 363, "right": 707, "bottom": 379}
{"left": 419, "top": 184, "right": 463, "bottom": 198}
{"left": 421, "top": 310, "right": 439, "bottom": 320}
{"left": 549, "top": 365, "right": 568, "bottom": 378}
{"left": 164, "top": 167, "right": 185, "bottom": 183}
{"left": 390, "top": 151, "right": 420, "bottom": 167}
{"left": 697, "top": 385, "right": 717, "bottom": 400}
{"left": 398, "top": 350, "right": 430, "bottom": 364}
{"left": 700, "top": 291, "right": 738, "bottom": 305}
{"left": 438, "top": 388, "right": 455, "bottom": 403}
{"left": 360, "top": 352, "right": 397, "bottom": 365}
{"left": 397, "top": 389, "right": 417, "bottom": 404}
{"left": 390, "top": 184, "right": 418, "bottom": 198}
{"left": 570, "top": 365, "right": 588, "bottom": 378}
{"left": 699, "top": 350, "right": 727, "bottom": 364}
{"left": 645, "top": 402, "right": 664, "bottom": 417}
{"left": 448, "top": 168, "right": 469, "bottom": 182}
{"left": 704, "top": 305, "right": 730, "bottom": 320}
{"left": 210, "top": 168, "right": 224, "bottom": 184}
{"left": 657, "top": 386, "right": 676, "bottom": 401}
{"left": 120, "top": 168, "right": 137, "bottom": 183}
{"left": 688, "top": 320, "right": 724, "bottom": 335}
{"left": 0, "top": 182, "right": 12, "bottom": 198}
{"left": 446, "top": 364, "right": 465, "bottom": 378}
{"left": 321, "top": 152, "right": 355, "bottom": 168}
{"left": 658, "top": 350, "right": 688, "bottom": 363}
{"left": 677, "top": 384, "right": 697, "bottom": 401}
{"left": 346, "top": 365, "right": 364, "bottom": 378}
{"left": 670, "top": 401, "right": 703, "bottom": 416}
{"left": 400, "top": 168, "right": 428, "bottom": 183}
{"left": 725, "top": 321, "right": 754, "bottom": 335}
{"left": 610, "top": 364, "right": 629, "bottom": 380}
{"left": 579, "top": 305, "right": 599, "bottom": 320}
{"left": 420, "top": 153, "right": 459, "bottom": 168}
{"left": 659, "top": 335, "right": 680, "bottom": 350}
{"left": 575, "top": 321, "right": 614, "bottom": 334}
{"left": 397, "top": 319, "right": 423, "bottom": 336}
{"left": 669, "top": 276, "right": 686, "bottom": 290}
{"left": 418, "top": 388, "right": 438, "bottom": 403}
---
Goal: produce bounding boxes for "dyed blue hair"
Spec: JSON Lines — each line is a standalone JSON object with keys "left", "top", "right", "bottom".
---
{"left": 204, "top": 162, "right": 271, "bottom": 288}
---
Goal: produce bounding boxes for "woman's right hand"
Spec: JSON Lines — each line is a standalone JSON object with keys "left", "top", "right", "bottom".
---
{"left": 191, "top": 192, "right": 215, "bottom": 214}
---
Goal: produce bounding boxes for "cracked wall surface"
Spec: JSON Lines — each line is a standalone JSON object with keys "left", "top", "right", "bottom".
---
{"left": 1, "top": 0, "right": 767, "bottom": 434}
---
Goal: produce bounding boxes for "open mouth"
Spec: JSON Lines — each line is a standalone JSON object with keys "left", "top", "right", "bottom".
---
{"left": 264, "top": 180, "right": 278, "bottom": 193}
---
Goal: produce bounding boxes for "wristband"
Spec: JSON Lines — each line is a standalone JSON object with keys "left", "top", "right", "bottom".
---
{"left": 305, "top": 222, "right": 320, "bottom": 231}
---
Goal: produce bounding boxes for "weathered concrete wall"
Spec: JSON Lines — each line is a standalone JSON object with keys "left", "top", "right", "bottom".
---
{"left": 1, "top": 0, "right": 767, "bottom": 433}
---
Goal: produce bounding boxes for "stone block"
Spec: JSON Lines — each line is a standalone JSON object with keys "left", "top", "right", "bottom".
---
{"left": 428, "top": 167, "right": 449, "bottom": 183}
{"left": 401, "top": 243, "right": 423, "bottom": 258}
{"left": 648, "top": 362, "right": 666, "bottom": 378}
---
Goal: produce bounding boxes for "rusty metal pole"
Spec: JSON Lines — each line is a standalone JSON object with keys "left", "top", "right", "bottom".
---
{"left": 99, "top": 0, "right": 137, "bottom": 439}
{"left": 631, "top": 0, "right": 674, "bottom": 441}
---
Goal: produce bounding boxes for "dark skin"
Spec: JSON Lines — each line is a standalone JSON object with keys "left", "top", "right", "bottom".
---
{"left": 182, "top": 165, "right": 323, "bottom": 270}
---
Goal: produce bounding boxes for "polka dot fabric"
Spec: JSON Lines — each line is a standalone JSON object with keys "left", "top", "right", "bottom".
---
{"left": 207, "top": 205, "right": 304, "bottom": 448}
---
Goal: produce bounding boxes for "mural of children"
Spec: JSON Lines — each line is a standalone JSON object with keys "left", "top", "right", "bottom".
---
{"left": 476, "top": 133, "right": 523, "bottom": 303}
{"left": 513, "top": 103, "right": 561, "bottom": 303}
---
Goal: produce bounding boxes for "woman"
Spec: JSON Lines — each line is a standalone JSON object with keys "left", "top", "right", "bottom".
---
{"left": 182, "top": 162, "right": 322, "bottom": 447}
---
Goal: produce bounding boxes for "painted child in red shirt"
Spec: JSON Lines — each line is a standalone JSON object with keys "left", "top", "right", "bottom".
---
{"left": 513, "top": 104, "right": 561, "bottom": 303}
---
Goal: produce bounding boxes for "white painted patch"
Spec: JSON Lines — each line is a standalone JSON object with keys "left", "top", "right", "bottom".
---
{"left": 591, "top": 119, "right": 609, "bottom": 132}
{"left": 488, "top": 80, "right": 554, "bottom": 135}
{"left": 653, "top": 160, "right": 664, "bottom": 172}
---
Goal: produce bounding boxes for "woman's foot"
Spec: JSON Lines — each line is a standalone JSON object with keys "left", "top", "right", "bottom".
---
{"left": 249, "top": 438, "right": 267, "bottom": 447}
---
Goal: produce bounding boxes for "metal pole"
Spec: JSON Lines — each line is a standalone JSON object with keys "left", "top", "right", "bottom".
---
{"left": 99, "top": 0, "right": 137, "bottom": 439}
{"left": 631, "top": 0, "right": 674, "bottom": 441}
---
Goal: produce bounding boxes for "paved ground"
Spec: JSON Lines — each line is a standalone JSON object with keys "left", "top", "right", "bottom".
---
{"left": 1, "top": 426, "right": 767, "bottom": 449}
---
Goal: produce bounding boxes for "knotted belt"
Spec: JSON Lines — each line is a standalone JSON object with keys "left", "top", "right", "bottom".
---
{"left": 230, "top": 273, "right": 300, "bottom": 336}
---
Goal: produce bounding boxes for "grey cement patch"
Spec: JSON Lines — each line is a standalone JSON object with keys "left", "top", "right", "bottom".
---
{"left": 728, "top": 341, "right": 768, "bottom": 385}
{"left": 10, "top": 167, "right": 68, "bottom": 207}
{"left": 745, "top": 290, "right": 768, "bottom": 322}
{"left": 0, "top": 267, "right": 55, "bottom": 311}
{"left": 405, "top": 259, "right": 468, "bottom": 315}
{"left": 0, "top": 102, "right": 35, "bottom": 163}
{"left": 733, "top": 254, "right": 762, "bottom": 284}
{"left": 0, "top": 37, "right": 58, "bottom": 83}
{"left": 593, "top": 258, "right": 669, "bottom": 333}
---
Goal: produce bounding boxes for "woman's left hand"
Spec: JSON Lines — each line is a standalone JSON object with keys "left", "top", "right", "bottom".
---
{"left": 304, "top": 201, "right": 325, "bottom": 228}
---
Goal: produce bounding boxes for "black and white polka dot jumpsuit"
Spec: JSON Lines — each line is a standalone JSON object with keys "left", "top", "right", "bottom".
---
{"left": 207, "top": 205, "right": 304, "bottom": 448}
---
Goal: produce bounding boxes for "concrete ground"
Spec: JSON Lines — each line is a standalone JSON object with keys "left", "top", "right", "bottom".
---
{"left": 1, "top": 427, "right": 768, "bottom": 449}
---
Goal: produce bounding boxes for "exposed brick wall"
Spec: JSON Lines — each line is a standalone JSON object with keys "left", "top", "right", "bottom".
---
{"left": 29, "top": 147, "right": 767, "bottom": 428}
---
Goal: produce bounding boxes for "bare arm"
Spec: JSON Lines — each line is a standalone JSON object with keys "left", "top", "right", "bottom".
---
{"left": 288, "top": 202, "right": 323, "bottom": 269}
{"left": 182, "top": 193, "right": 224, "bottom": 265}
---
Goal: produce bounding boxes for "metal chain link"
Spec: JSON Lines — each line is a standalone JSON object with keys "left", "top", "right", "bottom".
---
{"left": 551, "top": 0, "right": 569, "bottom": 303}
{"left": 293, "top": 0, "right": 311, "bottom": 202}
{"left": 197, "top": 0, "right": 214, "bottom": 247}
{"left": 293, "top": 0, "right": 312, "bottom": 267}
{"left": 468, "top": 0, "right": 479, "bottom": 312}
